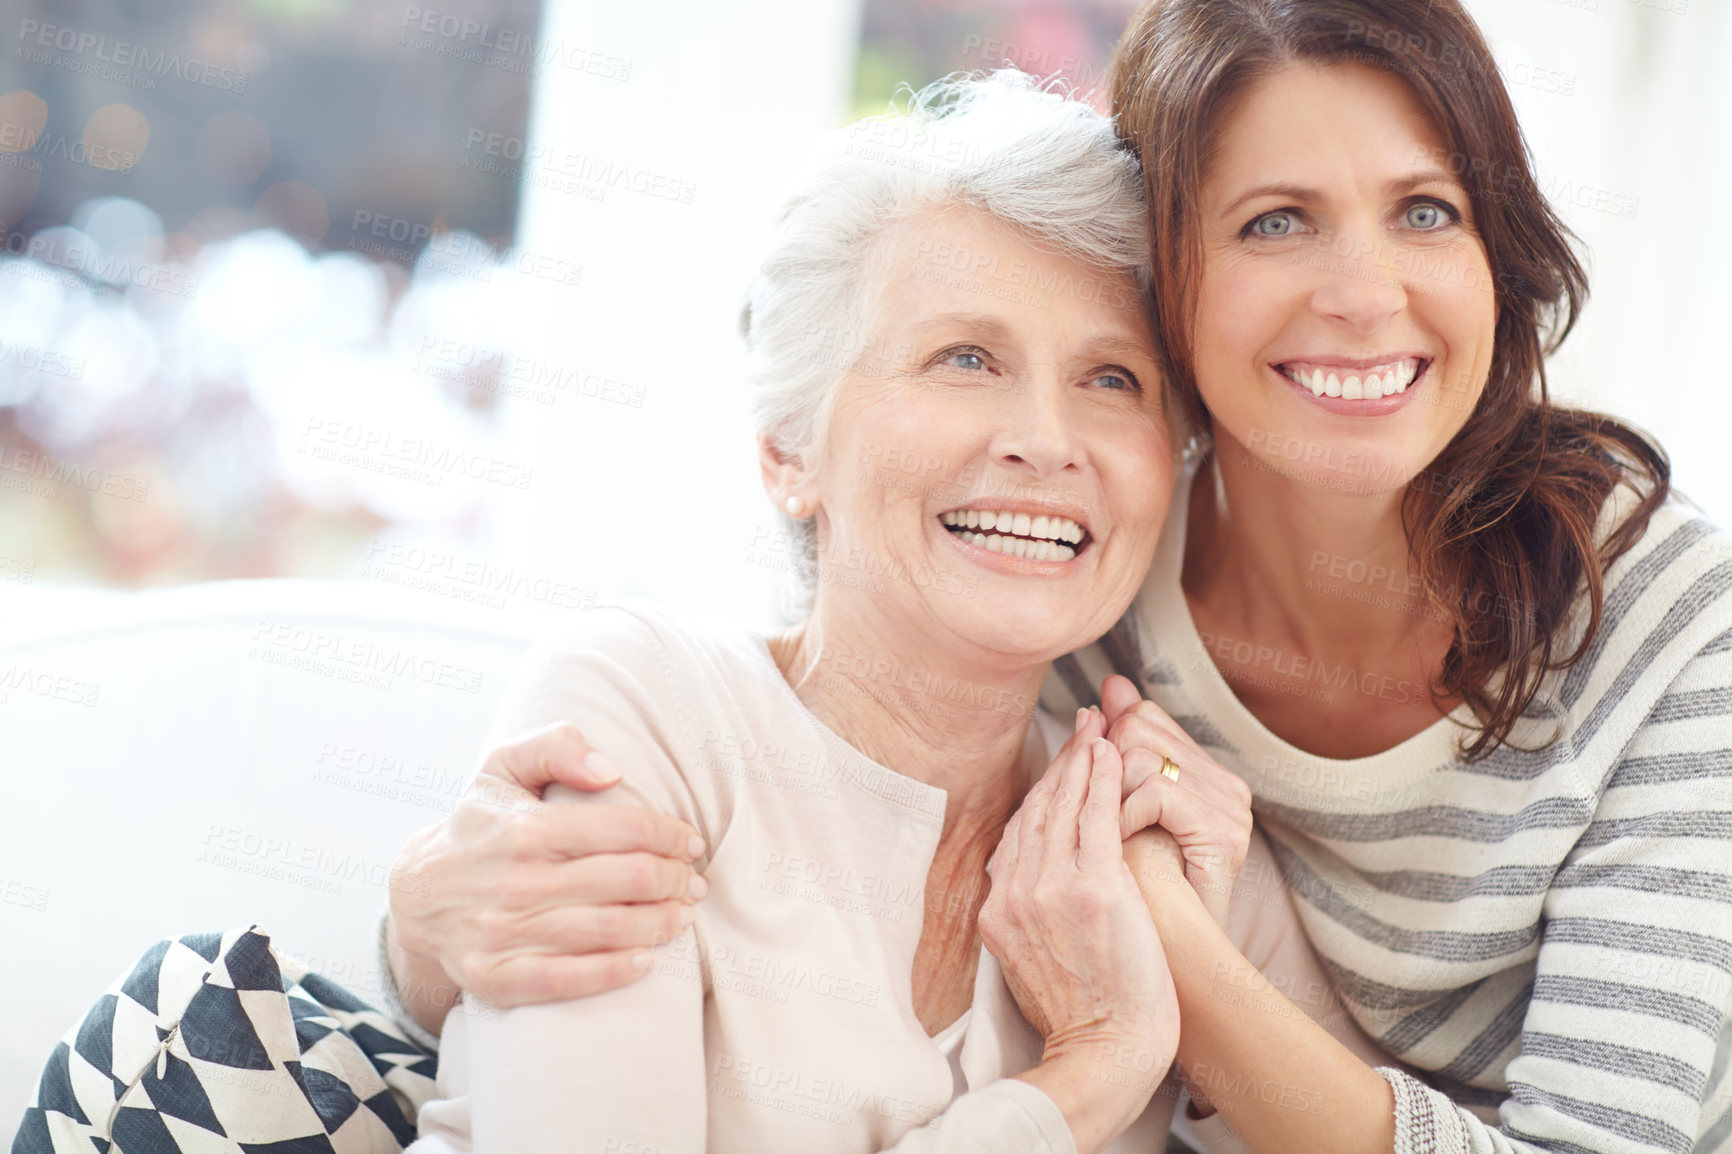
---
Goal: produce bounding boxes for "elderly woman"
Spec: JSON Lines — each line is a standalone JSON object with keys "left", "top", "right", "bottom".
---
{"left": 404, "top": 72, "right": 1187, "bottom": 1154}
{"left": 386, "top": 3, "right": 1732, "bottom": 1154}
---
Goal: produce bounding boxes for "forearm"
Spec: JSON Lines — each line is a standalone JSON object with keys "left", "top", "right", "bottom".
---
{"left": 1137, "top": 865, "right": 1395, "bottom": 1154}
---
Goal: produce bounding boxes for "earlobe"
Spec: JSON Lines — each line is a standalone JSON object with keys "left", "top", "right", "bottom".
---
{"left": 758, "top": 432, "right": 815, "bottom": 519}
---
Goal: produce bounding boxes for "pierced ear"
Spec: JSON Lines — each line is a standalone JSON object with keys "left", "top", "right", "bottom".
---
{"left": 758, "top": 433, "right": 814, "bottom": 518}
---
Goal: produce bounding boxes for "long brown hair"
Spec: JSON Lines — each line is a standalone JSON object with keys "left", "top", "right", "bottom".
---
{"left": 1110, "top": 0, "right": 1669, "bottom": 759}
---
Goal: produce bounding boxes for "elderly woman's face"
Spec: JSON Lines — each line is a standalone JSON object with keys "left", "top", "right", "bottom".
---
{"left": 802, "top": 207, "right": 1172, "bottom": 662}
{"left": 1190, "top": 63, "right": 1498, "bottom": 497}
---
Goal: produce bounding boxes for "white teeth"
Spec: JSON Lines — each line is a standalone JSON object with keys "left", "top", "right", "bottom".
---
{"left": 952, "top": 529, "right": 1079, "bottom": 560}
{"left": 1287, "top": 358, "right": 1422, "bottom": 400}
{"left": 942, "top": 510, "right": 1086, "bottom": 551}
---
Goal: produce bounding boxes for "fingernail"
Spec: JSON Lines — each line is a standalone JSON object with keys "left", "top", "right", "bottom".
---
{"left": 633, "top": 952, "right": 653, "bottom": 970}
{"left": 1075, "top": 708, "right": 1088, "bottom": 735}
{"left": 583, "top": 751, "right": 621, "bottom": 784}
{"left": 687, "top": 835, "right": 706, "bottom": 859}
{"left": 678, "top": 904, "right": 698, "bottom": 927}
{"left": 688, "top": 874, "right": 709, "bottom": 900}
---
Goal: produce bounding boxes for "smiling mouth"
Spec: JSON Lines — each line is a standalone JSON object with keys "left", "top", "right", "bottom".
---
{"left": 939, "top": 508, "right": 1090, "bottom": 562}
{"left": 1276, "top": 357, "right": 1430, "bottom": 400}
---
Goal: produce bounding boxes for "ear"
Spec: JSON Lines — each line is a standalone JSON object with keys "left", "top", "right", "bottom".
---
{"left": 758, "top": 433, "right": 814, "bottom": 517}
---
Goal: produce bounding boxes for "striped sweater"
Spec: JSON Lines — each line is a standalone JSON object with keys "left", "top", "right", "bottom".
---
{"left": 1048, "top": 458, "right": 1732, "bottom": 1154}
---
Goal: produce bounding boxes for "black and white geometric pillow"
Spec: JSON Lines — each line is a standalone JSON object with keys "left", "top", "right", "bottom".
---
{"left": 12, "top": 925, "right": 438, "bottom": 1153}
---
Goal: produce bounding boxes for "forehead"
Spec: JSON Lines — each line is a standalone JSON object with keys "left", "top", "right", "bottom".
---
{"left": 1204, "top": 63, "right": 1452, "bottom": 194}
{"left": 871, "top": 206, "right": 1155, "bottom": 346}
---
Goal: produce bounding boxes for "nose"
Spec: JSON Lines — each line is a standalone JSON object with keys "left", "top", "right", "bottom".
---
{"left": 990, "top": 367, "right": 1083, "bottom": 478}
{"left": 1309, "top": 230, "right": 1407, "bottom": 335}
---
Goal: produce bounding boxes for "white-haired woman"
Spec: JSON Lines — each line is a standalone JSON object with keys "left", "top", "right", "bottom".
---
{"left": 402, "top": 72, "right": 1187, "bottom": 1153}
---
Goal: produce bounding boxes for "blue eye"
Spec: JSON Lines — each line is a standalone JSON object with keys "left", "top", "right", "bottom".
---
{"left": 942, "top": 349, "right": 987, "bottom": 371}
{"left": 1251, "top": 211, "right": 1298, "bottom": 237}
{"left": 1403, "top": 202, "right": 1454, "bottom": 230}
{"left": 1090, "top": 370, "right": 1138, "bottom": 392}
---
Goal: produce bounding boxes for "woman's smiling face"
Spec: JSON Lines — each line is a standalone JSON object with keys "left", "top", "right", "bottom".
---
{"left": 1191, "top": 63, "right": 1499, "bottom": 496}
{"left": 780, "top": 206, "right": 1172, "bottom": 665}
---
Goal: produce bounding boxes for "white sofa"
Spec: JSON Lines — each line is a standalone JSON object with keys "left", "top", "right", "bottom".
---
{"left": 0, "top": 579, "right": 536, "bottom": 1118}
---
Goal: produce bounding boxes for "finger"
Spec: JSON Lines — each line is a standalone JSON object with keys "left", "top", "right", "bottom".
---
{"left": 516, "top": 804, "right": 705, "bottom": 863}
{"left": 1099, "top": 674, "right": 1145, "bottom": 728}
{"left": 513, "top": 899, "right": 697, "bottom": 956}
{"left": 1119, "top": 779, "right": 1229, "bottom": 874}
{"left": 1079, "top": 705, "right": 1107, "bottom": 744}
{"left": 478, "top": 947, "right": 661, "bottom": 1008}
{"left": 1022, "top": 733, "right": 1072, "bottom": 839}
{"left": 1078, "top": 737, "right": 1124, "bottom": 870}
{"left": 484, "top": 721, "right": 624, "bottom": 794}
{"left": 1118, "top": 734, "right": 1246, "bottom": 825}
{"left": 556, "top": 851, "right": 706, "bottom": 905}
{"left": 1044, "top": 735, "right": 1097, "bottom": 866}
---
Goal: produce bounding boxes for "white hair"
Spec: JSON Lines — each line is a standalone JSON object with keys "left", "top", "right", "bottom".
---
{"left": 741, "top": 69, "right": 1152, "bottom": 606}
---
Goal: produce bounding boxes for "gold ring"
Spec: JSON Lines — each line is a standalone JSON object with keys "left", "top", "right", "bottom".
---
{"left": 1160, "top": 756, "right": 1181, "bottom": 784}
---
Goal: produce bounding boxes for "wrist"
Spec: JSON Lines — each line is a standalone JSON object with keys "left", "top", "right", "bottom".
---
{"left": 385, "top": 914, "right": 460, "bottom": 1038}
{"left": 1017, "top": 1042, "right": 1167, "bottom": 1154}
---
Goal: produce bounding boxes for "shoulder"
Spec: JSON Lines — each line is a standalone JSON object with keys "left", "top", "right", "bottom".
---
{"left": 1596, "top": 482, "right": 1732, "bottom": 651}
{"left": 488, "top": 602, "right": 769, "bottom": 748}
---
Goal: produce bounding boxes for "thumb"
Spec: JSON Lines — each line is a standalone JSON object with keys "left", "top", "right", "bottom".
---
{"left": 1099, "top": 674, "right": 1144, "bottom": 728}
{"left": 483, "top": 723, "right": 623, "bottom": 797}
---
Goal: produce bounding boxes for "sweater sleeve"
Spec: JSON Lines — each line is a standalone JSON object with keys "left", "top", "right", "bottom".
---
{"left": 1384, "top": 633, "right": 1732, "bottom": 1154}
{"left": 415, "top": 610, "right": 713, "bottom": 1154}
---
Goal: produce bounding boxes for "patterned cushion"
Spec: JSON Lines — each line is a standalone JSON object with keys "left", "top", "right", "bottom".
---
{"left": 11, "top": 926, "right": 437, "bottom": 1154}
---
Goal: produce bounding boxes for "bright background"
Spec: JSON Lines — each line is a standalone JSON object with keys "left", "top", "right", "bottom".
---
{"left": 0, "top": 0, "right": 1725, "bottom": 628}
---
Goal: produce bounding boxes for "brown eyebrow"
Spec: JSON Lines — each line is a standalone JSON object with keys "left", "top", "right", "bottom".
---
{"left": 1217, "top": 169, "right": 1468, "bottom": 220}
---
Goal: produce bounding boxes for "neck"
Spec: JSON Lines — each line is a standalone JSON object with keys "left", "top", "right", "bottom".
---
{"left": 768, "top": 600, "right": 1045, "bottom": 837}
{"left": 1189, "top": 446, "right": 1440, "bottom": 660}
